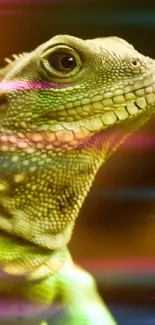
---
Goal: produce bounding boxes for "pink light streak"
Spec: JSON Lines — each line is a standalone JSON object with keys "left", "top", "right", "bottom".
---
{"left": 0, "top": 0, "right": 76, "bottom": 3}
{"left": 0, "top": 132, "right": 155, "bottom": 150}
{"left": 80, "top": 258, "right": 155, "bottom": 274}
{"left": 0, "top": 9, "right": 23, "bottom": 15}
{"left": 121, "top": 133, "right": 155, "bottom": 150}
{"left": 0, "top": 80, "right": 69, "bottom": 91}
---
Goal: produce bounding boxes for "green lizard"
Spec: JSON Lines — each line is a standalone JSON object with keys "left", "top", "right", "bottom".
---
{"left": 0, "top": 34, "right": 155, "bottom": 325}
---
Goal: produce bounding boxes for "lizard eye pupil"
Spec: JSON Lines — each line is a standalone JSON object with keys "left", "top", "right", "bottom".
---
{"left": 61, "top": 56, "right": 75, "bottom": 69}
{"left": 48, "top": 53, "right": 76, "bottom": 72}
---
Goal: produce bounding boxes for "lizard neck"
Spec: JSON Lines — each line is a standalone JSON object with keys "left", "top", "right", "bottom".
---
{"left": 0, "top": 113, "right": 148, "bottom": 251}
{"left": 0, "top": 136, "right": 109, "bottom": 250}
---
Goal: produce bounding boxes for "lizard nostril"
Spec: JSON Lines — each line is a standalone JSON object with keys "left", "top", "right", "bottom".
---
{"left": 130, "top": 59, "right": 141, "bottom": 68}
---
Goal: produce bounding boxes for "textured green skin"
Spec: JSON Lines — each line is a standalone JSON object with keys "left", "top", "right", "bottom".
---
{"left": 0, "top": 34, "right": 155, "bottom": 324}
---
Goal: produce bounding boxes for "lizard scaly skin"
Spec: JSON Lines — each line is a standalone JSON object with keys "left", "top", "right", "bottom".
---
{"left": 0, "top": 35, "right": 155, "bottom": 324}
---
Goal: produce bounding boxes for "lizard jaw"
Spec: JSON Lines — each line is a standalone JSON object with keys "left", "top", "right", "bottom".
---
{"left": 0, "top": 79, "right": 155, "bottom": 149}
{"left": 38, "top": 81, "right": 155, "bottom": 138}
{"left": 40, "top": 78, "right": 155, "bottom": 122}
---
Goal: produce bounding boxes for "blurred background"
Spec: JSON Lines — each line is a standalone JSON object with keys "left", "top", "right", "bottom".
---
{"left": 0, "top": 0, "right": 155, "bottom": 323}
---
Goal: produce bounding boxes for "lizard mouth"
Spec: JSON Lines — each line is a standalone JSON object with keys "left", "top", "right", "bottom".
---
{"left": 40, "top": 81, "right": 155, "bottom": 133}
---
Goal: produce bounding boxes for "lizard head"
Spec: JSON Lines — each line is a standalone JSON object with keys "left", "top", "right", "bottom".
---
{"left": 0, "top": 34, "right": 155, "bottom": 154}
{"left": 0, "top": 35, "right": 155, "bottom": 251}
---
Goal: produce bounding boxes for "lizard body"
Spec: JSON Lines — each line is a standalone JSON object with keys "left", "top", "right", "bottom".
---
{"left": 0, "top": 34, "right": 155, "bottom": 324}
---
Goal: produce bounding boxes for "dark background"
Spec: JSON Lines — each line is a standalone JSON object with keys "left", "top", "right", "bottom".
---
{"left": 1, "top": 0, "right": 155, "bottom": 323}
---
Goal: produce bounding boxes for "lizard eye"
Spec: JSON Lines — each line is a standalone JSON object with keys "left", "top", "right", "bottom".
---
{"left": 48, "top": 53, "right": 76, "bottom": 72}
{"left": 40, "top": 45, "right": 82, "bottom": 79}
